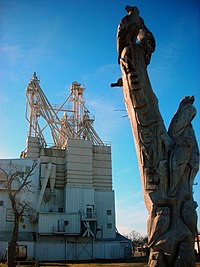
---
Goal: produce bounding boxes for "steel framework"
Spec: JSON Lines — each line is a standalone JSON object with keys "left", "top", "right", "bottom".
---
{"left": 25, "top": 72, "right": 104, "bottom": 149}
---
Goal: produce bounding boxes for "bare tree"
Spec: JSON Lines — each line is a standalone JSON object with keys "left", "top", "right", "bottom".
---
{"left": 127, "top": 230, "right": 143, "bottom": 242}
{"left": 126, "top": 230, "right": 148, "bottom": 257}
{"left": 0, "top": 161, "right": 37, "bottom": 267}
{"left": 126, "top": 230, "right": 148, "bottom": 247}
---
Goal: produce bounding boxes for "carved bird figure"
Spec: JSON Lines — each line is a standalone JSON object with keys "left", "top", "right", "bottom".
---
{"left": 168, "top": 96, "right": 196, "bottom": 139}
{"left": 117, "top": 6, "right": 141, "bottom": 64}
{"left": 168, "top": 96, "right": 199, "bottom": 196}
{"left": 137, "top": 17, "right": 156, "bottom": 66}
{"left": 148, "top": 206, "right": 170, "bottom": 247}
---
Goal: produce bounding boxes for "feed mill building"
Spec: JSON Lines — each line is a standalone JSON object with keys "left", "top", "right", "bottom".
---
{"left": 0, "top": 73, "right": 132, "bottom": 261}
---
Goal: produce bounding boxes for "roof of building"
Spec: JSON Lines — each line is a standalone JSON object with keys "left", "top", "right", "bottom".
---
{"left": 96, "top": 232, "right": 131, "bottom": 242}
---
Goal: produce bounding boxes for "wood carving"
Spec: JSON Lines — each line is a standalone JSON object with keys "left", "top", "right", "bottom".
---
{"left": 114, "top": 5, "right": 199, "bottom": 266}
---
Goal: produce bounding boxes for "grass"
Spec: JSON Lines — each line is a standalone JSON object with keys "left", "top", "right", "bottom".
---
{"left": 39, "top": 264, "right": 147, "bottom": 267}
{"left": 0, "top": 262, "right": 200, "bottom": 267}
{"left": 0, "top": 264, "right": 147, "bottom": 267}
{"left": 0, "top": 261, "right": 148, "bottom": 267}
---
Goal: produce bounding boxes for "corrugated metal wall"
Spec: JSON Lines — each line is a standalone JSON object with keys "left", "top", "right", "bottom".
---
{"left": 65, "top": 139, "right": 93, "bottom": 187}
{"left": 36, "top": 243, "right": 65, "bottom": 260}
{"left": 0, "top": 141, "right": 132, "bottom": 261}
{"left": 93, "top": 145, "right": 112, "bottom": 190}
{"left": 39, "top": 188, "right": 64, "bottom": 213}
{"left": 65, "top": 187, "right": 95, "bottom": 214}
{"left": 94, "top": 241, "right": 132, "bottom": 259}
{"left": 35, "top": 239, "right": 131, "bottom": 260}
{"left": 38, "top": 212, "right": 81, "bottom": 234}
{"left": 95, "top": 190, "right": 116, "bottom": 239}
{"left": 66, "top": 240, "right": 93, "bottom": 260}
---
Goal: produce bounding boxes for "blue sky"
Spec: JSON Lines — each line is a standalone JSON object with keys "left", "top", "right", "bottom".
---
{"left": 1, "top": 0, "right": 200, "bottom": 235}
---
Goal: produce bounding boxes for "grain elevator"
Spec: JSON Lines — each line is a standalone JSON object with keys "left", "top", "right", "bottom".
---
{"left": 0, "top": 73, "right": 132, "bottom": 261}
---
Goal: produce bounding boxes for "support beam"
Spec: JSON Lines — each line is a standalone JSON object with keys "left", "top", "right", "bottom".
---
{"left": 35, "top": 162, "right": 52, "bottom": 212}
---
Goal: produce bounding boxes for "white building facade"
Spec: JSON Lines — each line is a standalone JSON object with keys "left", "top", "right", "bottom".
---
{"left": 0, "top": 139, "right": 132, "bottom": 260}
{"left": 0, "top": 75, "right": 132, "bottom": 261}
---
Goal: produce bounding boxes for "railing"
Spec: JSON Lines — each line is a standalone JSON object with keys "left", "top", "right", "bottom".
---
{"left": 81, "top": 212, "right": 97, "bottom": 220}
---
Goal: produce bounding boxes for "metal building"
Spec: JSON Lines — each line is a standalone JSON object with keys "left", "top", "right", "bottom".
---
{"left": 0, "top": 73, "right": 132, "bottom": 261}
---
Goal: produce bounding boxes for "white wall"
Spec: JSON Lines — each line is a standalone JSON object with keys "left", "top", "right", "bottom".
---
{"left": 38, "top": 212, "right": 81, "bottom": 234}
{"left": 65, "top": 187, "right": 95, "bottom": 214}
{"left": 94, "top": 241, "right": 132, "bottom": 259}
{"left": 95, "top": 190, "right": 116, "bottom": 239}
{"left": 36, "top": 243, "right": 65, "bottom": 260}
{"left": 0, "top": 158, "right": 40, "bottom": 232}
{"left": 65, "top": 139, "right": 93, "bottom": 187}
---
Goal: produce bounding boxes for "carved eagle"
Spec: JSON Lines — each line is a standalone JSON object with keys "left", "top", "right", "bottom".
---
{"left": 137, "top": 17, "right": 156, "bottom": 66}
{"left": 168, "top": 96, "right": 199, "bottom": 196}
{"left": 117, "top": 6, "right": 141, "bottom": 64}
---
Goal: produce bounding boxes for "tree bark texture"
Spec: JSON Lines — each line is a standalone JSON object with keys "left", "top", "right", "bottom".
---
{"left": 8, "top": 215, "right": 19, "bottom": 267}
{"left": 117, "top": 6, "right": 199, "bottom": 267}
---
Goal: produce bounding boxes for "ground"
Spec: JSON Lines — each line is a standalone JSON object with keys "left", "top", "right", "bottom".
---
{"left": 0, "top": 264, "right": 148, "bottom": 267}
{"left": 0, "top": 260, "right": 200, "bottom": 267}
{"left": 1, "top": 259, "right": 148, "bottom": 267}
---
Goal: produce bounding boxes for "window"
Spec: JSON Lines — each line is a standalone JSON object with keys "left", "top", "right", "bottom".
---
{"left": 58, "top": 220, "right": 65, "bottom": 232}
{"left": 58, "top": 207, "right": 63, "bottom": 213}
{"left": 86, "top": 207, "right": 93, "bottom": 218}
{"left": 86, "top": 205, "right": 94, "bottom": 219}
{"left": 6, "top": 209, "right": 14, "bottom": 222}
{"left": 107, "top": 223, "right": 112, "bottom": 229}
{"left": 0, "top": 172, "right": 6, "bottom": 181}
{"left": 0, "top": 201, "right": 3, "bottom": 206}
{"left": 107, "top": 210, "right": 112, "bottom": 215}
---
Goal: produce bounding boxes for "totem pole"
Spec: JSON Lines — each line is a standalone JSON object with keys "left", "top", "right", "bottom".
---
{"left": 113, "top": 6, "right": 199, "bottom": 266}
